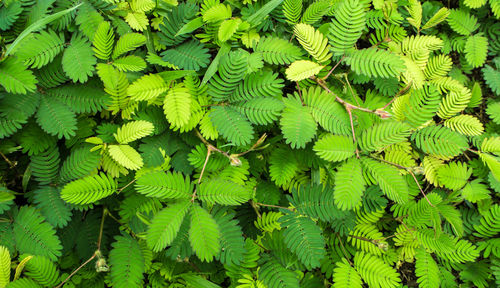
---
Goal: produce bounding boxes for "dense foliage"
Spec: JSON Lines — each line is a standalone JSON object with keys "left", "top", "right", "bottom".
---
{"left": 0, "top": 0, "right": 499, "bottom": 287}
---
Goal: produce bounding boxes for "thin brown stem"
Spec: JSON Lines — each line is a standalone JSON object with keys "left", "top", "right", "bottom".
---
{"left": 117, "top": 179, "right": 136, "bottom": 194}
{"left": 255, "top": 202, "right": 293, "bottom": 211}
{"left": 249, "top": 200, "right": 262, "bottom": 218}
{"left": 381, "top": 82, "right": 412, "bottom": 110}
{"left": 296, "top": 81, "right": 305, "bottom": 105}
{"left": 55, "top": 254, "right": 97, "bottom": 288}
{"left": 336, "top": 233, "right": 353, "bottom": 265}
{"left": 344, "top": 74, "right": 361, "bottom": 107}
{"left": 322, "top": 55, "right": 346, "bottom": 80}
{"left": 97, "top": 208, "right": 106, "bottom": 250}
{"left": 192, "top": 146, "right": 212, "bottom": 202}
{"left": 346, "top": 107, "right": 360, "bottom": 158}
{"left": 0, "top": 151, "right": 15, "bottom": 168}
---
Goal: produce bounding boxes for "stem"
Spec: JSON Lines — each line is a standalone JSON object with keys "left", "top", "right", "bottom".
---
{"left": 117, "top": 178, "right": 136, "bottom": 194}
{"left": 296, "top": 81, "right": 305, "bottom": 105}
{"left": 344, "top": 74, "right": 361, "bottom": 107}
{"left": 381, "top": 82, "right": 412, "bottom": 110}
{"left": 55, "top": 208, "right": 108, "bottom": 288}
{"left": 254, "top": 202, "right": 293, "bottom": 211}
{"left": 372, "top": 156, "right": 435, "bottom": 207}
{"left": 0, "top": 151, "right": 15, "bottom": 168}
{"left": 249, "top": 200, "right": 262, "bottom": 218}
{"left": 336, "top": 233, "right": 353, "bottom": 265}
{"left": 346, "top": 107, "right": 360, "bottom": 158}
{"left": 322, "top": 55, "right": 346, "bottom": 80}
{"left": 192, "top": 146, "right": 212, "bottom": 202}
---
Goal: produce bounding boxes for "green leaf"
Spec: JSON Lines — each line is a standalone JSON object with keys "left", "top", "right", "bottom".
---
{"left": 314, "top": 134, "right": 355, "bottom": 162}
{"left": 108, "top": 144, "right": 144, "bottom": 170}
{"left": 0, "top": 57, "right": 38, "bottom": 94}
{"left": 36, "top": 95, "right": 77, "bottom": 139}
{"left": 147, "top": 200, "right": 192, "bottom": 252}
{"left": 135, "top": 170, "right": 193, "bottom": 199}
{"left": 285, "top": 60, "right": 324, "bottom": 81}
{"left": 361, "top": 158, "right": 409, "bottom": 204}
{"left": 0, "top": 246, "right": 10, "bottom": 288}
{"left": 209, "top": 106, "right": 254, "bottom": 146}
{"left": 128, "top": 73, "right": 168, "bottom": 101}
{"left": 60, "top": 173, "right": 117, "bottom": 205}
{"left": 415, "top": 248, "right": 440, "bottom": 288}
{"left": 189, "top": 204, "right": 221, "bottom": 262}
{"left": 335, "top": 158, "right": 366, "bottom": 210}
{"left": 109, "top": 235, "right": 145, "bottom": 288}
{"left": 198, "top": 178, "right": 251, "bottom": 205}
{"left": 114, "top": 120, "right": 155, "bottom": 144}
{"left": 62, "top": 34, "right": 96, "bottom": 83}
{"left": 354, "top": 252, "right": 401, "bottom": 288}
{"left": 464, "top": 34, "right": 488, "bottom": 68}
{"left": 280, "top": 97, "right": 317, "bottom": 149}
{"left": 163, "top": 84, "right": 192, "bottom": 128}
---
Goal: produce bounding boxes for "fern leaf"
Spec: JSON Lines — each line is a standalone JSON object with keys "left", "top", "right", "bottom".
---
{"left": 108, "top": 144, "right": 144, "bottom": 170}
{"left": 209, "top": 106, "right": 254, "bottom": 146}
{"left": 109, "top": 235, "right": 145, "bottom": 288}
{"left": 231, "top": 97, "right": 285, "bottom": 125}
{"left": 146, "top": 200, "right": 192, "bottom": 252}
{"left": 15, "top": 30, "right": 65, "bottom": 68}
{"left": 35, "top": 95, "right": 77, "bottom": 139}
{"left": 128, "top": 74, "right": 168, "bottom": 101}
{"left": 473, "top": 204, "right": 500, "bottom": 238}
{"left": 0, "top": 1, "right": 23, "bottom": 30}
{"left": 479, "top": 152, "right": 500, "bottom": 182}
{"left": 0, "top": 57, "right": 38, "bottom": 94}
{"left": 345, "top": 48, "right": 406, "bottom": 78}
{"left": 400, "top": 84, "right": 441, "bottom": 128}
{"left": 96, "top": 63, "right": 129, "bottom": 113}
{"left": 62, "top": 34, "right": 96, "bottom": 83}
{"left": 283, "top": 0, "right": 302, "bottom": 24}
{"left": 286, "top": 60, "right": 324, "bottom": 81}
{"left": 135, "top": 170, "right": 193, "bottom": 199}
{"left": 269, "top": 147, "right": 300, "bottom": 187}
{"left": 483, "top": 64, "right": 500, "bottom": 96}
{"left": 189, "top": 203, "right": 221, "bottom": 262}
{"left": 208, "top": 50, "right": 248, "bottom": 102}
{"left": 231, "top": 70, "right": 284, "bottom": 101}
{"left": 411, "top": 125, "right": 469, "bottom": 158}
{"left": 294, "top": 23, "right": 332, "bottom": 63}
{"left": 464, "top": 34, "right": 488, "bottom": 68}
{"left": 13, "top": 206, "right": 62, "bottom": 261}
{"left": 0, "top": 246, "right": 10, "bottom": 288}
{"left": 161, "top": 40, "right": 210, "bottom": 71}
{"left": 60, "top": 173, "right": 117, "bottom": 205}
{"left": 288, "top": 185, "right": 337, "bottom": 222}
{"left": 112, "top": 33, "right": 147, "bottom": 59}
{"left": 280, "top": 97, "right": 317, "bottom": 149}
{"left": 280, "top": 211, "right": 326, "bottom": 269}
{"left": 212, "top": 207, "right": 245, "bottom": 265}
{"left": 437, "top": 161, "right": 472, "bottom": 190}
{"left": 335, "top": 158, "right": 366, "bottom": 210}
{"left": 415, "top": 248, "right": 440, "bottom": 288}
{"left": 359, "top": 122, "right": 412, "bottom": 152}
{"left": 361, "top": 158, "right": 409, "bottom": 204}
{"left": 30, "top": 146, "right": 60, "bottom": 185}
{"left": 114, "top": 120, "right": 154, "bottom": 144}
{"left": 112, "top": 55, "right": 147, "bottom": 72}
{"left": 329, "top": 0, "right": 366, "bottom": 55}
{"left": 259, "top": 255, "right": 300, "bottom": 288}
{"left": 406, "top": 0, "right": 422, "bottom": 29}
{"left": 33, "top": 186, "right": 72, "bottom": 228}
{"left": 447, "top": 9, "right": 479, "bottom": 35}
{"left": 486, "top": 101, "right": 500, "bottom": 123}
{"left": 332, "top": 258, "right": 363, "bottom": 288}
{"left": 422, "top": 7, "right": 449, "bottom": 30}
{"left": 424, "top": 54, "right": 453, "bottom": 80}
{"left": 92, "top": 21, "right": 114, "bottom": 60}
{"left": 301, "top": 0, "right": 332, "bottom": 24}
{"left": 255, "top": 37, "right": 303, "bottom": 65}
{"left": 443, "top": 114, "right": 484, "bottom": 136}
{"left": 125, "top": 11, "right": 149, "bottom": 31}
{"left": 23, "top": 255, "right": 60, "bottom": 287}
{"left": 314, "top": 134, "right": 355, "bottom": 162}
{"left": 302, "top": 86, "right": 351, "bottom": 135}
{"left": 354, "top": 251, "right": 401, "bottom": 288}
{"left": 198, "top": 178, "right": 251, "bottom": 205}
{"left": 163, "top": 84, "right": 192, "bottom": 128}
{"left": 218, "top": 18, "right": 241, "bottom": 42}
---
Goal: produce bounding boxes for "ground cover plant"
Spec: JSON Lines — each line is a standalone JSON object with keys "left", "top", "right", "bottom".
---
{"left": 0, "top": 0, "right": 499, "bottom": 287}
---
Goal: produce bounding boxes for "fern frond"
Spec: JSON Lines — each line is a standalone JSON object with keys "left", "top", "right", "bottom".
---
{"left": 437, "top": 161, "right": 472, "bottom": 190}
{"left": 301, "top": 0, "right": 332, "bottom": 25}
{"left": 294, "top": 23, "right": 332, "bottom": 63}
{"left": 189, "top": 203, "right": 221, "bottom": 262}
{"left": 361, "top": 158, "right": 409, "bottom": 204}
{"left": 280, "top": 97, "right": 317, "bottom": 148}
{"left": 255, "top": 212, "right": 283, "bottom": 233}
{"left": 159, "top": 2, "right": 198, "bottom": 46}
{"left": 33, "top": 186, "right": 72, "bottom": 228}
{"left": 231, "top": 97, "right": 284, "bottom": 126}
{"left": 112, "top": 33, "right": 147, "bottom": 59}
{"left": 443, "top": 114, "right": 484, "bottom": 136}
{"left": 424, "top": 54, "right": 453, "bottom": 80}
{"left": 146, "top": 200, "right": 192, "bottom": 252}
{"left": 415, "top": 248, "right": 440, "bottom": 288}
{"left": 0, "top": 57, "right": 38, "bottom": 94}
{"left": 314, "top": 134, "right": 355, "bottom": 162}
{"left": 288, "top": 184, "right": 338, "bottom": 222}
{"left": 354, "top": 251, "right": 401, "bottom": 288}
{"left": 128, "top": 74, "right": 168, "bottom": 102}
{"left": 209, "top": 106, "right": 254, "bottom": 146}
{"left": 329, "top": 0, "right": 366, "bottom": 55}
{"left": 359, "top": 121, "right": 412, "bottom": 152}
{"left": 60, "top": 173, "right": 117, "bottom": 205}
{"left": 335, "top": 158, "right": 366, "bottom": 210}
{"left": 161, "top": 40, "right": 210, "bottom": 71}
{"left": 231, "top": 70, "right": 284, "bottom": 101}
{"left": 208, "top": 50, "right": 248, "bottom": 101}
{"left": 258, "top": 255, "right": 300, "bottom": 288}
{"left": 280, "top": 211, "right": 326, "bottom": 269}
{"left": 286, "top": 60, "right": 324, "bottom": 81}
{"left": 92, "top": 21, "right": 114, "bottom": 60}
{"left": 473, "top": 204, "right": 500, "bottom": 238}
{"left": 108, "top": 144, "right": 144, "bottom": 170}
{"left": 0, "top": 246, "right": 10, "bottom": 288}
{"left": 483, "top": 64, "right": 500, "bottom": 96}
{"left": 24, "top": 255, "right": 60, "bottom": 287}
{"left": 411, "top": 125, "right": 469, "bottom": 158}
{"left": 399, "top": 85, "right": 441, "bottom": 128}
{"left": 198, "top": 178, "right": 251, "bottom": 205}
{"left": 255, "top": 37, "right": 303, "bottom": 65}
{"left": 422, "top": 7, "right": 449, "bottom": 30}
{"left": 345, "top": 48, "right": 406, "bottom": 78}
{"left": 212, "top": 207, "right": 245, "bottom": 265}
{"left": 464, "top": 34, "right": 488, "bottom": 68}
{"left": 406, "top": 0, "right": 422, "bottom": 29}
{"left": 35, "top": 95, "right": 77, "bottom": 139}
{"left": 30, "top": 146, "right": 60, "bottom": 185}
{"left": 96, "top": 63, "right": 129, "bottom": 113}
{"left": 109, "top": 235, "right": 145, "bottom": 288}
{"left": 283, "top": 0, "right": 302, "bottom": 24}
{"left": 332, "top": 258, "right": 362, "bottom": 288}
{"left": 163, "top": 84, "right": 192, "bottom": 128}
{"left": 15, "top": 30, "right": 65, "bottom": 68}
{"left": 13, "top": 206, "right": 62, "bottom": 261}
{"left": 114, "top": 120, "right": 154, "bottom": 144}
{"left": 62, "top": 34, "right": 96, "bottom": 83}
{"left": 269, "top": 146, "right": 300, "bottom": 187}
{"left": 135, "top": 170, "right": 192, "bottom": 199}
{"left": 447, "top": 9, "right": 479, "bottom": 35}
